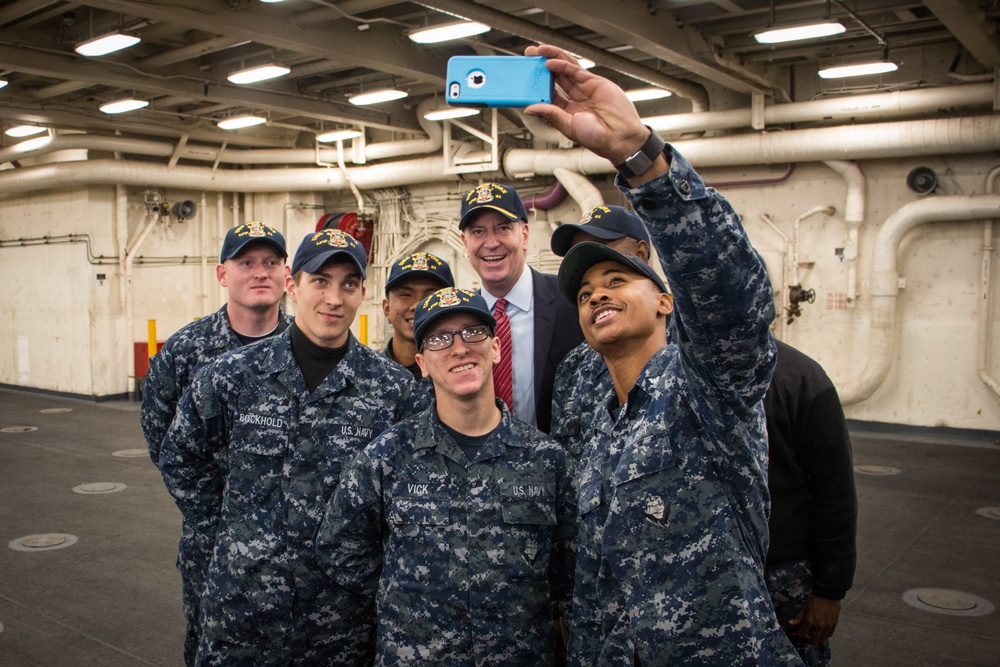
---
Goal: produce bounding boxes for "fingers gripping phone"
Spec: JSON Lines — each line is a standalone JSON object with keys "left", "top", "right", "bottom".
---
{"left": 446, "top": 55, "right": 554, "bottom": 108}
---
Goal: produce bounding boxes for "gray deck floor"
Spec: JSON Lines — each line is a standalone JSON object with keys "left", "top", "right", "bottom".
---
{"left": 1, "top": 388, "right": 998, "bottom": 666}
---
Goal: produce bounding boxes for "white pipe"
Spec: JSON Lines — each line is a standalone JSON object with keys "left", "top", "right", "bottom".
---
{"left": 979, "top": 168, "right": 1000, "bottom": 399}
{"left": 759, "top": 212, "right": 790, "bottom": 341}
{"left": 839, "top": 195, "right": 1000, "bottom": 405}
{"left": 791, "top": 205, "right": 836, "bottom": 287}
{"left": 646, "top": 83, "right": 994, "bottom": 134}
{"left": 200, "top": 192, "right": 208, "bottom": 317}
{"left": 552, "top": 168, "right": 603, "bottom": 213}
{"left": 824, "top": 161, "right": 866, "bottom": 305}
{"left": 217, "top": 194, "right": 225, "bottom": 310}
{"left": 122, "top": 213, "right": 161, "bottom": 395}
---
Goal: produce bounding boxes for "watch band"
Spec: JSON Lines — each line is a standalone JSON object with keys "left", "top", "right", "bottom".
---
{"left": 614, "top": 126, "right": 666, "bottom": 179}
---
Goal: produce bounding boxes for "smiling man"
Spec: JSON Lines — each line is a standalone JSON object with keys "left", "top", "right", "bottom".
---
{"left": 316, "top": 286, "right": 577, "bottom": 666}
{"left": 525, "top": 43, "right": 802, "bottom": 665}
{"left": 460, "top": 183, "right": 582, "bottom": 433}
{"left": 140, "top": 220, "right": 291, "bottom": 666}
{"left": 159, "top": 229, "right": 420, "bottom": 666}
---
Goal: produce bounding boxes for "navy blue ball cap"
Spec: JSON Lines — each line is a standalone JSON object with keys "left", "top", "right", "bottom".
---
{"left": 459, "top": 183, "right": 528, "bottom": 230}
{"left": 550, "top": 205, "right": 651, "bottom": 257}
{"left": 219, "top": 221, "right": 287, "bottom": 263}
{"left": 413, "top": 287, "right": 497, "bottom": 347}
{"left": 385, "top": 252, "right": 455, "bottom": 292}
{"left": 558, "top": 241, "right": 667, "bottom": 304}
{"left": 291, "top": 229, "right": 367, "bottom": 278}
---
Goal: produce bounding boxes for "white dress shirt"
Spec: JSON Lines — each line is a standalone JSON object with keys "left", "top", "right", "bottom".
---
{"left": 481, "top": 268, "right": 536, "bottom": 427}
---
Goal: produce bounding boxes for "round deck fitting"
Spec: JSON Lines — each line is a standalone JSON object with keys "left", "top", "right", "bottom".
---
{"left": 854, "top": 465, "right": 901, "bottom": 475}
{"left": 903, "top": 588, "right": 994, "bottom": 616}
{"left": 9, "top": 533, "right": 79, "bottom": 552}
{"left": 73, "top": 482, "right": 127, "bottom": 494}
{"left": 112, "top": 448, "right": 149, "bottom": 458}
{"left": 1, "top": 426, "right": 38, "bottom": 433}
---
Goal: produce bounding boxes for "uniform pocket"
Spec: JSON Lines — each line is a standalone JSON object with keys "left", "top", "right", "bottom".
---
{"left": 387, "top": 494, "right": 452, "bottom": 581}
{"left": 501, "top": 483, "right": 556, "bottom": 580}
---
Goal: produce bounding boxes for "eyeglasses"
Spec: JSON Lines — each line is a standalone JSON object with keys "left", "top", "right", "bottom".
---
{"left": 421, "top": 325, "right": 493, "bottom": 351}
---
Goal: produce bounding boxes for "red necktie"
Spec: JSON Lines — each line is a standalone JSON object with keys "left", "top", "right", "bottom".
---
{"left": 492, "top": 298, "right": 514, "bottom": 412}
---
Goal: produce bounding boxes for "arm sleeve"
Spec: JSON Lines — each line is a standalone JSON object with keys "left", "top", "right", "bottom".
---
{"left": 140, "top": 345, "right": 179, "bottom": 468}
{"left": 625, "top": 146, "right": 777, "bottom": 416}
{"left": 799, "top": 385, "right": 858, "bottom": 599}
{"left": 550, "top": 453, "right": 579, "bottom": 627}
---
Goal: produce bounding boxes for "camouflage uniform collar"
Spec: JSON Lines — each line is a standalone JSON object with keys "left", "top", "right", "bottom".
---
{"left": 423, "top": 400, "right": 522, "bottom": 466}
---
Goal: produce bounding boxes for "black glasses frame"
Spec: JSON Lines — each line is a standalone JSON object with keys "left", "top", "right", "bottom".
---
{"left": 421, "top": 324, "right": 493, "bottom": 351}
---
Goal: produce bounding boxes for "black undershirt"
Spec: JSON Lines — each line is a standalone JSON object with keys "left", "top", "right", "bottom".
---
{"left": 289, "top": 322, "right": 349, "bottom": 392}
{"left": 440, "top": 420, "right": 499, "bottom": 463}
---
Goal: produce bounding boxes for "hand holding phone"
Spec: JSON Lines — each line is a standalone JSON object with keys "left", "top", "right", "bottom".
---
{"left": 446, "top": 55, "right": 554, "bottom": 108}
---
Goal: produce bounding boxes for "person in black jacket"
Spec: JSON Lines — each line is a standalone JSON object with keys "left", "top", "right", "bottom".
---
{"left": 764, "top": 339, "right": 859, "bottom": 666}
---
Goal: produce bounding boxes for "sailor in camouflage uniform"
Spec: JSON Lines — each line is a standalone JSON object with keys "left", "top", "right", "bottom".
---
{"left": 548, "top": 205, "right": 656, "bottom": 461}
{"left": 381, "top": 251, "right": 455, "bottom": 382}
{"left": 316, "top": 287, "right": 577, "bottom": 666}
{"left": 526, "top": 44, "right": 802, "bottom": 665}
{"left": 140, "top": 220, "right": 290, "bottom": 667}
{"left": 160, "top": 229, "right": 420, "bottom": 666}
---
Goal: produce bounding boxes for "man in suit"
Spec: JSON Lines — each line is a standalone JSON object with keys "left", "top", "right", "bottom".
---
{"left": 459, "top": 182, "right": 584, "bottom": 433}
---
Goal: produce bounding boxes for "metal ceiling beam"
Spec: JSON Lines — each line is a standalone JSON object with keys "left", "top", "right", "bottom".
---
{"left": 412, "top": 0, "right": 711, "bottom": 107}
{"left": 0, "top": 44, "right": 421, "bottom": 133}
{"left": 922, "top": 0, "right": 1000, "bottom": 68}
{"left": 72, "top": 0, "right": 447, "bottom": 85}
{"left": 526, "top": 0, "right": 769, "bottom": 95}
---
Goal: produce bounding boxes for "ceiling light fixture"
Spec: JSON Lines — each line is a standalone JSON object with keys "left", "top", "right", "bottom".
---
{"left": 408, "top": 20, "right": 490, "bottom": 44}
{"left": 227, "top": 63, "right": 290, "bottom": 85}
{"left": 100, "top": 98, "right": 149, "bottom": 114}
{"left": 424, "top": 107, "right": 480, "bottom": 121}
{"left": 6, "top": 125, "right": 47, "bottom": 137}
{"left": 217, "top": 115, "right": 267, "bottom": 130}
{"left": 754, "top": 21, "right": 845, "bottom": 44}
{"left": 348, "top": 88, "right": 408, "bottom": 106}
{"left": 625, "top": 88, "right": 672, "bottom": 102}
{"left": 0, "top": 79, "right": 8, "bottom": 89}
{"left": 74, "top": 31, "right": 141, "bottom": 57}
{"left": 818, "top": 60, "right": 898, "bottom": 79}
{"left": 317, "top": 129, "right": 362, "bottom": 143}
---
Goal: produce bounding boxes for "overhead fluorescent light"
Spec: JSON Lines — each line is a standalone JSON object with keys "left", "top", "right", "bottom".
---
{"left": 317, "top": 129, "right": 362, "bottom": 142}
{"left": 424, "top": 107, "right": 481, "bottom": 121}
{"left": 74, "top": 31, "right": 141, "bottom": 57}
{"left": 409, "top": 21, "right": 490, "bottom": 44}
{"left": 575, "top": 57, "right": 596, "bottom": 69}
{"left": 0, "top": 79, "right": 8, "bottom": 89}
{"left": 754, "top": 21, "right": 845, "bottom": 44}
{"left": 819, "top": 61, "right": 899, "bottom": 78}
{"left": 100, "top": 98, "right": 149, "bottom": 114}
{"left": 6, "top": 125, "right": 46, "bottom": 137}
{"left": 217, "top": 115, "right": 267, "bottom": 130}
{"left": 227, "top": 63, "right": 290, "bottom": 85}
{"left": 625, "top": 88, "right": 672, "bottom": 102}
{"left": 348, "top": 88, "right": 408, "bottom": 106}
{"left": 13, "top": 135, "right": 53, "bottom": 153}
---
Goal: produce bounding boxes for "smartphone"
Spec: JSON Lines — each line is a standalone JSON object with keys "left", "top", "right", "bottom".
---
{"left": 446, "top": 55, "right": 553, "bottom": 108}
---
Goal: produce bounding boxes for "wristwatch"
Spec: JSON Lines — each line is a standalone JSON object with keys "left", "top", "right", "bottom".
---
{"left": 614, "top": 126, "right": 666, "bottom": 179}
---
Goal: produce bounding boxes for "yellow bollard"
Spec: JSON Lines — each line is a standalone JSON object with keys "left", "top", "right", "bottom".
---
{"left": 359, "top": 314, "right": 368, "bottom": 346}
{"left": 147, "top": 320, "right": 157, "bottom": 358}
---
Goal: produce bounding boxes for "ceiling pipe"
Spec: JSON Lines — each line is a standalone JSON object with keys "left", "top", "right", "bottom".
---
{"left": 2, "top": 84, "right": 990, "bottom": 167}
{"left": 646, "top": 83, "right": 994, "bottom": 135}
{"left": 2, "top": 115, "right": 1000, "bottom": 194}
{"left": 838, "top": 195, "right": 1000, "bottom": 405}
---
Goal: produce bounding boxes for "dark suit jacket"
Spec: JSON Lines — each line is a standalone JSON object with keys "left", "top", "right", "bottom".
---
{"left": 530, "top": 268, "right": 584, "bottom": 433}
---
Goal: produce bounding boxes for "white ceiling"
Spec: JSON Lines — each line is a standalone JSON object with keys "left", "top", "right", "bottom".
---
{"left": 0, "top": 0, "right": 996, "bottom": 160}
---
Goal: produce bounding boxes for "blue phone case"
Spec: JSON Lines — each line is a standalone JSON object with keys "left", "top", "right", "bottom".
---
{"left": 446, "top": 56, "right": 553, "bottom": 108}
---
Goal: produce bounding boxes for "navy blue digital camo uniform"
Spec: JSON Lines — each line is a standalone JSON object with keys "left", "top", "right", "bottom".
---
{"left": 141, "top": 304, "right": 292, "bottom": 465}
{"left": 159, "top": 330, "right": 419, "bottom": 666}
{"left": 316, "top": 401, "right": 577, "bottom": 666}
{"left": 568, "top": 146, "right": 802, "bottom": 665}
